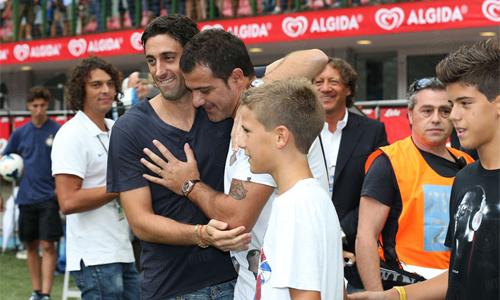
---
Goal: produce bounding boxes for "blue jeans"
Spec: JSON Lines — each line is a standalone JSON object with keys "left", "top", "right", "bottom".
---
{"left": 71, "top": 261, "right": 140, "bottom": 300}
{"left": 168, "top": 279, "right": 236, "bottom": 300}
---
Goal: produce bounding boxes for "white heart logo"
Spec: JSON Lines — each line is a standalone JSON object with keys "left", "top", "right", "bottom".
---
{"left": 375, "top": 8, "right": 405, "bottom": 31}
{"left": 482, "top": 0, "right": 500, "bottom": 22}
{"left": 200, "top": 24, "right": 224, "bottom": 31}
{"left": 282, "top": 16, "right": 308, "bottom": 38}
{"left": 13, "top": 44, "right": 30, "bottom": 61}
{"left": 130, "top": 32, "right": 144, "bottom": 51}
{"left": 68, "top": 38, "right": 87, "bottom": 57}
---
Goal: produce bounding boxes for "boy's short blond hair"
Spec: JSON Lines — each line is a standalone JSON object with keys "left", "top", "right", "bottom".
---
{"left": 241, "top": 78, "right": 325, "bottom": 154}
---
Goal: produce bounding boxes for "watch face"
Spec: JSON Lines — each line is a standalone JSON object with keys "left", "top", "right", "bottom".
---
{"left": 182, "top": 181, "right": 191, "bottom": 194}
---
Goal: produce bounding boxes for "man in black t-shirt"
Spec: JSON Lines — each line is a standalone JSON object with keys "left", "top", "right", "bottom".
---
{"left": 356, "top": 78, "right": 474, "bottom": 291}
{"left": 349, "top": 37, "right": 499, "bottom": 300}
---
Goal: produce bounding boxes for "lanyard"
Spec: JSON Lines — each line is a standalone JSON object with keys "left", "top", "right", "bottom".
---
{"left": 96, "top": 134, "right": 108, "bottom": 154}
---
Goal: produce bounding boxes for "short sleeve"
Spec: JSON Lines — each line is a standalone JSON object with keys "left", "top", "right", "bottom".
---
{"left": 361, "top": 154, "right": 399, "bottom": 206}
{"left": 51, "top": 126, "right": 87, "bottom": 178}
{"left": 107, "top": 125, "right": 148, "bottom": 192}
{"left": 3, "top": 129, "right": 20, "bottom": 155}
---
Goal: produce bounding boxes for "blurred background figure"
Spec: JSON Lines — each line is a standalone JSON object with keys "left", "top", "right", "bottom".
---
{"left": 120, "top": 71, "right": 154, "bottom": 109}
{"left": 17, "top": 0, "right": 35, "bottom": 40}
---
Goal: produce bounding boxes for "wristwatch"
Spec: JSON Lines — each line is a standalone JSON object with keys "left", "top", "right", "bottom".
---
{"left": 182, "top": 179, "right": 200, "bottom": 197}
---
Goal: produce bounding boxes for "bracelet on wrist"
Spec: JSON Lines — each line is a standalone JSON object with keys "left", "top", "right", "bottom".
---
{"left": 194, "top": 224, "right": 209, "bottom": 248}
{"left": 393, "top": 286, "right": 407, "bottom": 300}
{"left": 198, "top": 225, "right": 209, "bottom": 247}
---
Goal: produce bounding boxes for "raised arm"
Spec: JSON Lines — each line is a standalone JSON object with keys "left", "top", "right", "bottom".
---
{"left": 55, "top": 174, "right": 117, "bottom": 214}
{"left": 264, "top": 49, "right": 328, "bottom": 82}
{"left": 355, "top": 196, "right": 390, "bottom": 291}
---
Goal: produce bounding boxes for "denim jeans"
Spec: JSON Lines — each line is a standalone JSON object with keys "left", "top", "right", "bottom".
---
{"left": 168, "top": 279, "right": 236, "bottom": 300}
{"left": 71, "top": 260, "right": 140, "bottom": 300}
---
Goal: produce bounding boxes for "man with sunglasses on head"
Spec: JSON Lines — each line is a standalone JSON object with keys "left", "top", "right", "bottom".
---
{"left": 355, "top": 78, "right": 474, "bottom": 291}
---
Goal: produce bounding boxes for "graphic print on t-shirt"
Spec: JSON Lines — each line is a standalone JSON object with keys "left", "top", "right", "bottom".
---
{"left": 450, "top": 183, "right": 499, "bottom": 298}
{"left": 445, "top": 163, "right": 500, "bottom": 300}
{"left": 255, "top": 249, "right": 271, "bottom": 300}
{"left": 247, "top": 249, "right": 260, "bottom": 279}
{"left": 452, "top": 185, "right": 490, "bottom": 264}
{"left": 423, "top": 184, "right": 451, "bottom": 252}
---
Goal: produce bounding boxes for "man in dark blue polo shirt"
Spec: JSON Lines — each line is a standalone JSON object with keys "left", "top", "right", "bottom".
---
{"left": 3, "top": 87, "right": 62, "bottom": 300}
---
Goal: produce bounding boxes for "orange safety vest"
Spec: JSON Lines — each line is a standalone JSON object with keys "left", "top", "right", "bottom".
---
{"left": 365, "top": 137, "right": 474, "bottom": 269}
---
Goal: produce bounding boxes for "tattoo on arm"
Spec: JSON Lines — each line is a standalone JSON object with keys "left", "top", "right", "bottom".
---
{"left": 229, "top": 180, "right": 247, "bottom": 200}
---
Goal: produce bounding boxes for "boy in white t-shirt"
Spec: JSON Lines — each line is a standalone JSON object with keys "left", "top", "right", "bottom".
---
{"left": 237, "top": 78, "right": 345, "bottom": 300}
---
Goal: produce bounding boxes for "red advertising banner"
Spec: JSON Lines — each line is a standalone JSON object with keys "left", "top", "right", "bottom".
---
{"left": 379, "top": 107, "right": 411, "bottom": 143}
{"left": 0, "top": 117, "right": 10, "bottom": 140}
{"left": 0, "top": 0, "right": 498, "bottom": 65}
{"left": 0, "top": 115, "right": 72, "bottom": 143}
{"left": 12, "top": 117, "right": 30, "bottom": 130}
{"left": 50, "top": 115, "right": 73, "bottom": 126}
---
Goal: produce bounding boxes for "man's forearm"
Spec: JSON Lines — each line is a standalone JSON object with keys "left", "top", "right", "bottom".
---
{"left": 355, "top": 235, "right": 384, "bottom": 291}
{"left": 188, "top": 182, "right": 251, "bottom": 230}
{"left": 264, "top": 49, "right": 328, "bottom": 82}
{"left": 132, "top": 213, "right": 196, "bottom": 245}
{"left": 120, "top": 186, "right": 198, "bottom": 245}
{"left": 188, "top": 179, "right": 273, "bottom": 231}
{"left": 58, "top": 186, "right": 117, "bottom": 215}
{"left": 405, "top": 271, "right": 448, "bottom": 300}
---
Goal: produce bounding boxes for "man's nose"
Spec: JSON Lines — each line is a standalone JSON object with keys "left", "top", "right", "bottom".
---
{"left": 192, "top": 91, "right": 205, "bottom": 108}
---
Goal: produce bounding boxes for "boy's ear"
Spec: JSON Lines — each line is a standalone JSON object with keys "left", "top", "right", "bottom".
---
{"left": 493, "top": 95, "right": 500, "bottom": 117}
{"left": 275, "top": 126, "right": 289, "bottom": 149}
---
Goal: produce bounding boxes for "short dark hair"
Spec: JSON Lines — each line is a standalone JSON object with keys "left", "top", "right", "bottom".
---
{"left": 65, "top": 56, "right": 122, "bottom": 111}
{"left": 406, "top": 77, "right": 446, "bottom": 110}
{"left": 141, "top": 15, "right": 199, "bottom": 50}
{"left": 326, "top": 57, "right": 358, "bottom": 107}
{"left": 180, "top": 29, "right": 255, "bottom": 83}
{"left": 436, "top": 38, "right": 499, "bottom": 101}
{"left": 27, "top": 86, "right": 51, "bottom": 103}
{"left": 241, "top": 78, "right": 324, "bottom": 154}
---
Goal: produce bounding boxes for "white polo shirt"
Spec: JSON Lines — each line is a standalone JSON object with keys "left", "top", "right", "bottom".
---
{"left": 51, "top": 111, "right": 134, "bottom": 271}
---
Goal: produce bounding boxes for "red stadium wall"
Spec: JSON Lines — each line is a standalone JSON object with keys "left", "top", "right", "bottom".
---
{"left": 1, "top": 0, "right": 497, "bottom": 65}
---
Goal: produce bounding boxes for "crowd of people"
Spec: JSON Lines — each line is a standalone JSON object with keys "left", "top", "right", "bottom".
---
{"left": 0, "top": 0, "right": 412, "bottom": 42}
{"left": 0, "top": 12, "right": 498, "bottom": 300}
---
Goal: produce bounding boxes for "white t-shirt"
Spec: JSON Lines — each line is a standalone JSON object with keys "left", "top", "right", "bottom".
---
{"left": 256, "top": 178, "right": 343, "bottom": 300}
{"left": 320, "top": 108, "right": 348, "bottom": 196}
{"left": 51, "top": 111, "right": 134, "bottom": 271}
{"left": 228, "top": 137, "right": 329, "bottom": 300}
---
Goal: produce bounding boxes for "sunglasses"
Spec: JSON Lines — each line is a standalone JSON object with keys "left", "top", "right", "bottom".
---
{"left": 408, "top": 77, "right": 443, "bottom": 95}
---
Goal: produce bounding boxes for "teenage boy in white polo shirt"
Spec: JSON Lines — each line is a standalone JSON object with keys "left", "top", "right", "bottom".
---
{"left": 51, "top": 57, "right": 139, "bottom": 299}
